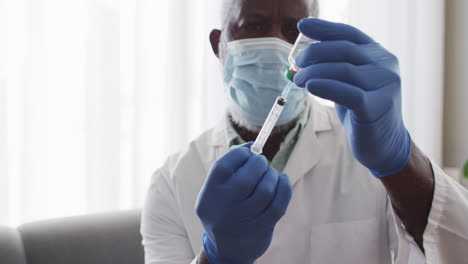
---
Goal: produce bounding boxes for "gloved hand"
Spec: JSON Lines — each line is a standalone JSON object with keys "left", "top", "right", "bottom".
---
{"left": 294, "top": 18, "right": 412, "bottom": 178}
{"left": 195, "top": 143, "right": 292, "bottom": 264}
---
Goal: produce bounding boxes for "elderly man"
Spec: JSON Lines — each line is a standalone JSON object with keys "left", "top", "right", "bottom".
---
{"left": 141, "top": 0, "right": 468, "bottom": 263}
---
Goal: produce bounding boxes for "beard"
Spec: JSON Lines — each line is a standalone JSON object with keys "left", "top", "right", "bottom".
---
{"left": 227, "top": 104, "right": 299, "bottom": 136}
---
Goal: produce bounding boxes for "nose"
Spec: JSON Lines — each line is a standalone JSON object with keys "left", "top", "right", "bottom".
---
{"left": 265, "top": 22, "right": 293, "bottom": 44}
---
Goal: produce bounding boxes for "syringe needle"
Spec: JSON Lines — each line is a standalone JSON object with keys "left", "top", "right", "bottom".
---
{"left": 281, "top": 81, "right": 294, "bottom": 98}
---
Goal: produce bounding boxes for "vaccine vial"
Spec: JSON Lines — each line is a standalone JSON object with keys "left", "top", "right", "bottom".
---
{"left": 285, "top": 33, "right": 319, "bottom": 81}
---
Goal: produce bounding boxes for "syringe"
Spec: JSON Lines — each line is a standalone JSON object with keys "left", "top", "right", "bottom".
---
{"left": 250, "top": 81, "right": 293, "bottom": 155}
{"left": 250, "top": 31, "right": 317, "bottom": 155}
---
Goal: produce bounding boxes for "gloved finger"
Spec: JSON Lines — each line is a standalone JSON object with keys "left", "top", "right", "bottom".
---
{"left": 304, "top": 78, "right": 365, "bottom": 111}
{"left": 256, "top": 173, "right": 292, "bottom": 227}
{"left": 209, "top": 147, "right": 251, "bottom": 184}
{"left": 243, "top": 167, "right": 279, "bottom": 216}
{"left": 298, "top": 18, "right": 374, "bottom": 45}
{"left": 295, "top": 41, "right": 378, "bottom": 68}
{"left": 294, "top": 62, "right": 395, "bottom": 91}
{"left": 229, "top": 154, "right": 269, "bottom": 199}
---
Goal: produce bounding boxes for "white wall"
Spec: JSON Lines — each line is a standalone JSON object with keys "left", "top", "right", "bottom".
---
{"left": 0, "top": 80, "right": 7, "bottom": 223}
{"left": 444, "top": 0, "right": 468, "bottom": 168}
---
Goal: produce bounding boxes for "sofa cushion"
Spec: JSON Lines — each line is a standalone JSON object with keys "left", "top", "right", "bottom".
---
{"left": 18, "top": 210, "right": 144, "bottom": 264}
{"left": 0, "top": 226, "right": 27, "bottom": 264}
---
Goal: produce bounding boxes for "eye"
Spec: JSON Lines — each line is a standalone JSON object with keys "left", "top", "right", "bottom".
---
{"left": 240, "top": 22, "right": 265, "bottom": 32}
{"left": 283, "top": 24, "right": 300, "bottom": 43}
{"left": 284, "top": 24, "right": 299, "bottom": 36}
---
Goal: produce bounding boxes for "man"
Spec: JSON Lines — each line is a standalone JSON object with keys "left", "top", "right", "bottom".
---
{"left": 141, "top": 0, "right": 468, "bottom": 263}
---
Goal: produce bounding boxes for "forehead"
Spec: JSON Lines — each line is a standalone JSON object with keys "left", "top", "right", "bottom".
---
{"left": 231, "top": 0, "right": 310, "bottom": 19}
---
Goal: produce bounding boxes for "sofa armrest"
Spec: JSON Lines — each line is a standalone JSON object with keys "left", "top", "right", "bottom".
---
{"left": 0, "top": 226, "right": 27, "bottom": 264}
{"left": 18, "top": 210, "right": 144, "bottom": 264}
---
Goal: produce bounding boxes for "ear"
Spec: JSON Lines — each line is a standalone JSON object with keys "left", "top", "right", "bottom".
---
{"left": 209, "top": 29, "right": 222, "bottom": 58}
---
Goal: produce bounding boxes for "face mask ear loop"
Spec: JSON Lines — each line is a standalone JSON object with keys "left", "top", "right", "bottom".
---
{"left": 219, "top": 34, "right": 228, "bottom": 50}
{"left": 218, "top": 35, "right": 229, "bottom": 69}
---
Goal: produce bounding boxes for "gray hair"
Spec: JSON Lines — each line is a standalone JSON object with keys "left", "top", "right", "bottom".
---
{"left": 221, "top": 0, "right": 320, "bottom": 27}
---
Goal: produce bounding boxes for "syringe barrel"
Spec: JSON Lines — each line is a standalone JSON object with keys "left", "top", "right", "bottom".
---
{"left": 250, "top": 96, "right": 287, "bottom": 155}
{"left": 288, "top": 33, "right": 319, "bottom": 74}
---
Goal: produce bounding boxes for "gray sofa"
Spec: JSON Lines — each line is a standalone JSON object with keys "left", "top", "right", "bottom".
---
{"left": 0, "top": 210, "right": 144, "bottom": 264}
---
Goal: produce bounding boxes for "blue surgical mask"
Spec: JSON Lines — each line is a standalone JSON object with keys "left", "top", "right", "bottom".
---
{"left": 220, "top": 37, "right": 308, "bottom": 127}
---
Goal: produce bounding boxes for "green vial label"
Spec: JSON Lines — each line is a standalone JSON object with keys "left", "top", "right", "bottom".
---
{"left": 285, "top": 70, "right": 295, "bottom": 82}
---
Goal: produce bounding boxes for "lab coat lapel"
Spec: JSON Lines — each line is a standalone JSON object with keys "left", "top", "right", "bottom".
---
{"left": 283, "top": 97, "right": 333, "bottom": 187}
{"left": 208, "top": 119, "right": 229, "bottom": 167}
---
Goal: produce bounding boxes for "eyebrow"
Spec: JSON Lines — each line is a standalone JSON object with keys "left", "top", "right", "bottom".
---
{"left": 239, "top": 11, "right": 270, "bottom": 19}
{"left": 239, "top": 9, "right": 304, "bottom": 21}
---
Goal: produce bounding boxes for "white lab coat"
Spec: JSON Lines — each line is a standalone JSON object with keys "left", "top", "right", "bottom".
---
{"left": 141, "top": 96, "right": 468, "bottom": 264}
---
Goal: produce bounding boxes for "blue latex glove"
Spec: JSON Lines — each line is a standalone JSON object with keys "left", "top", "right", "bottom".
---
{"left": 294, "top": 18, "right": 412, "bottom": 178}
{"left": 195, "top": 143, "right": 292, "bottom": 264}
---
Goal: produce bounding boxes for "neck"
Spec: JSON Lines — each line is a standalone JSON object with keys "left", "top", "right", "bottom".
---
{"left": 230, "top": 116, "right": 297, "bottom": 161}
